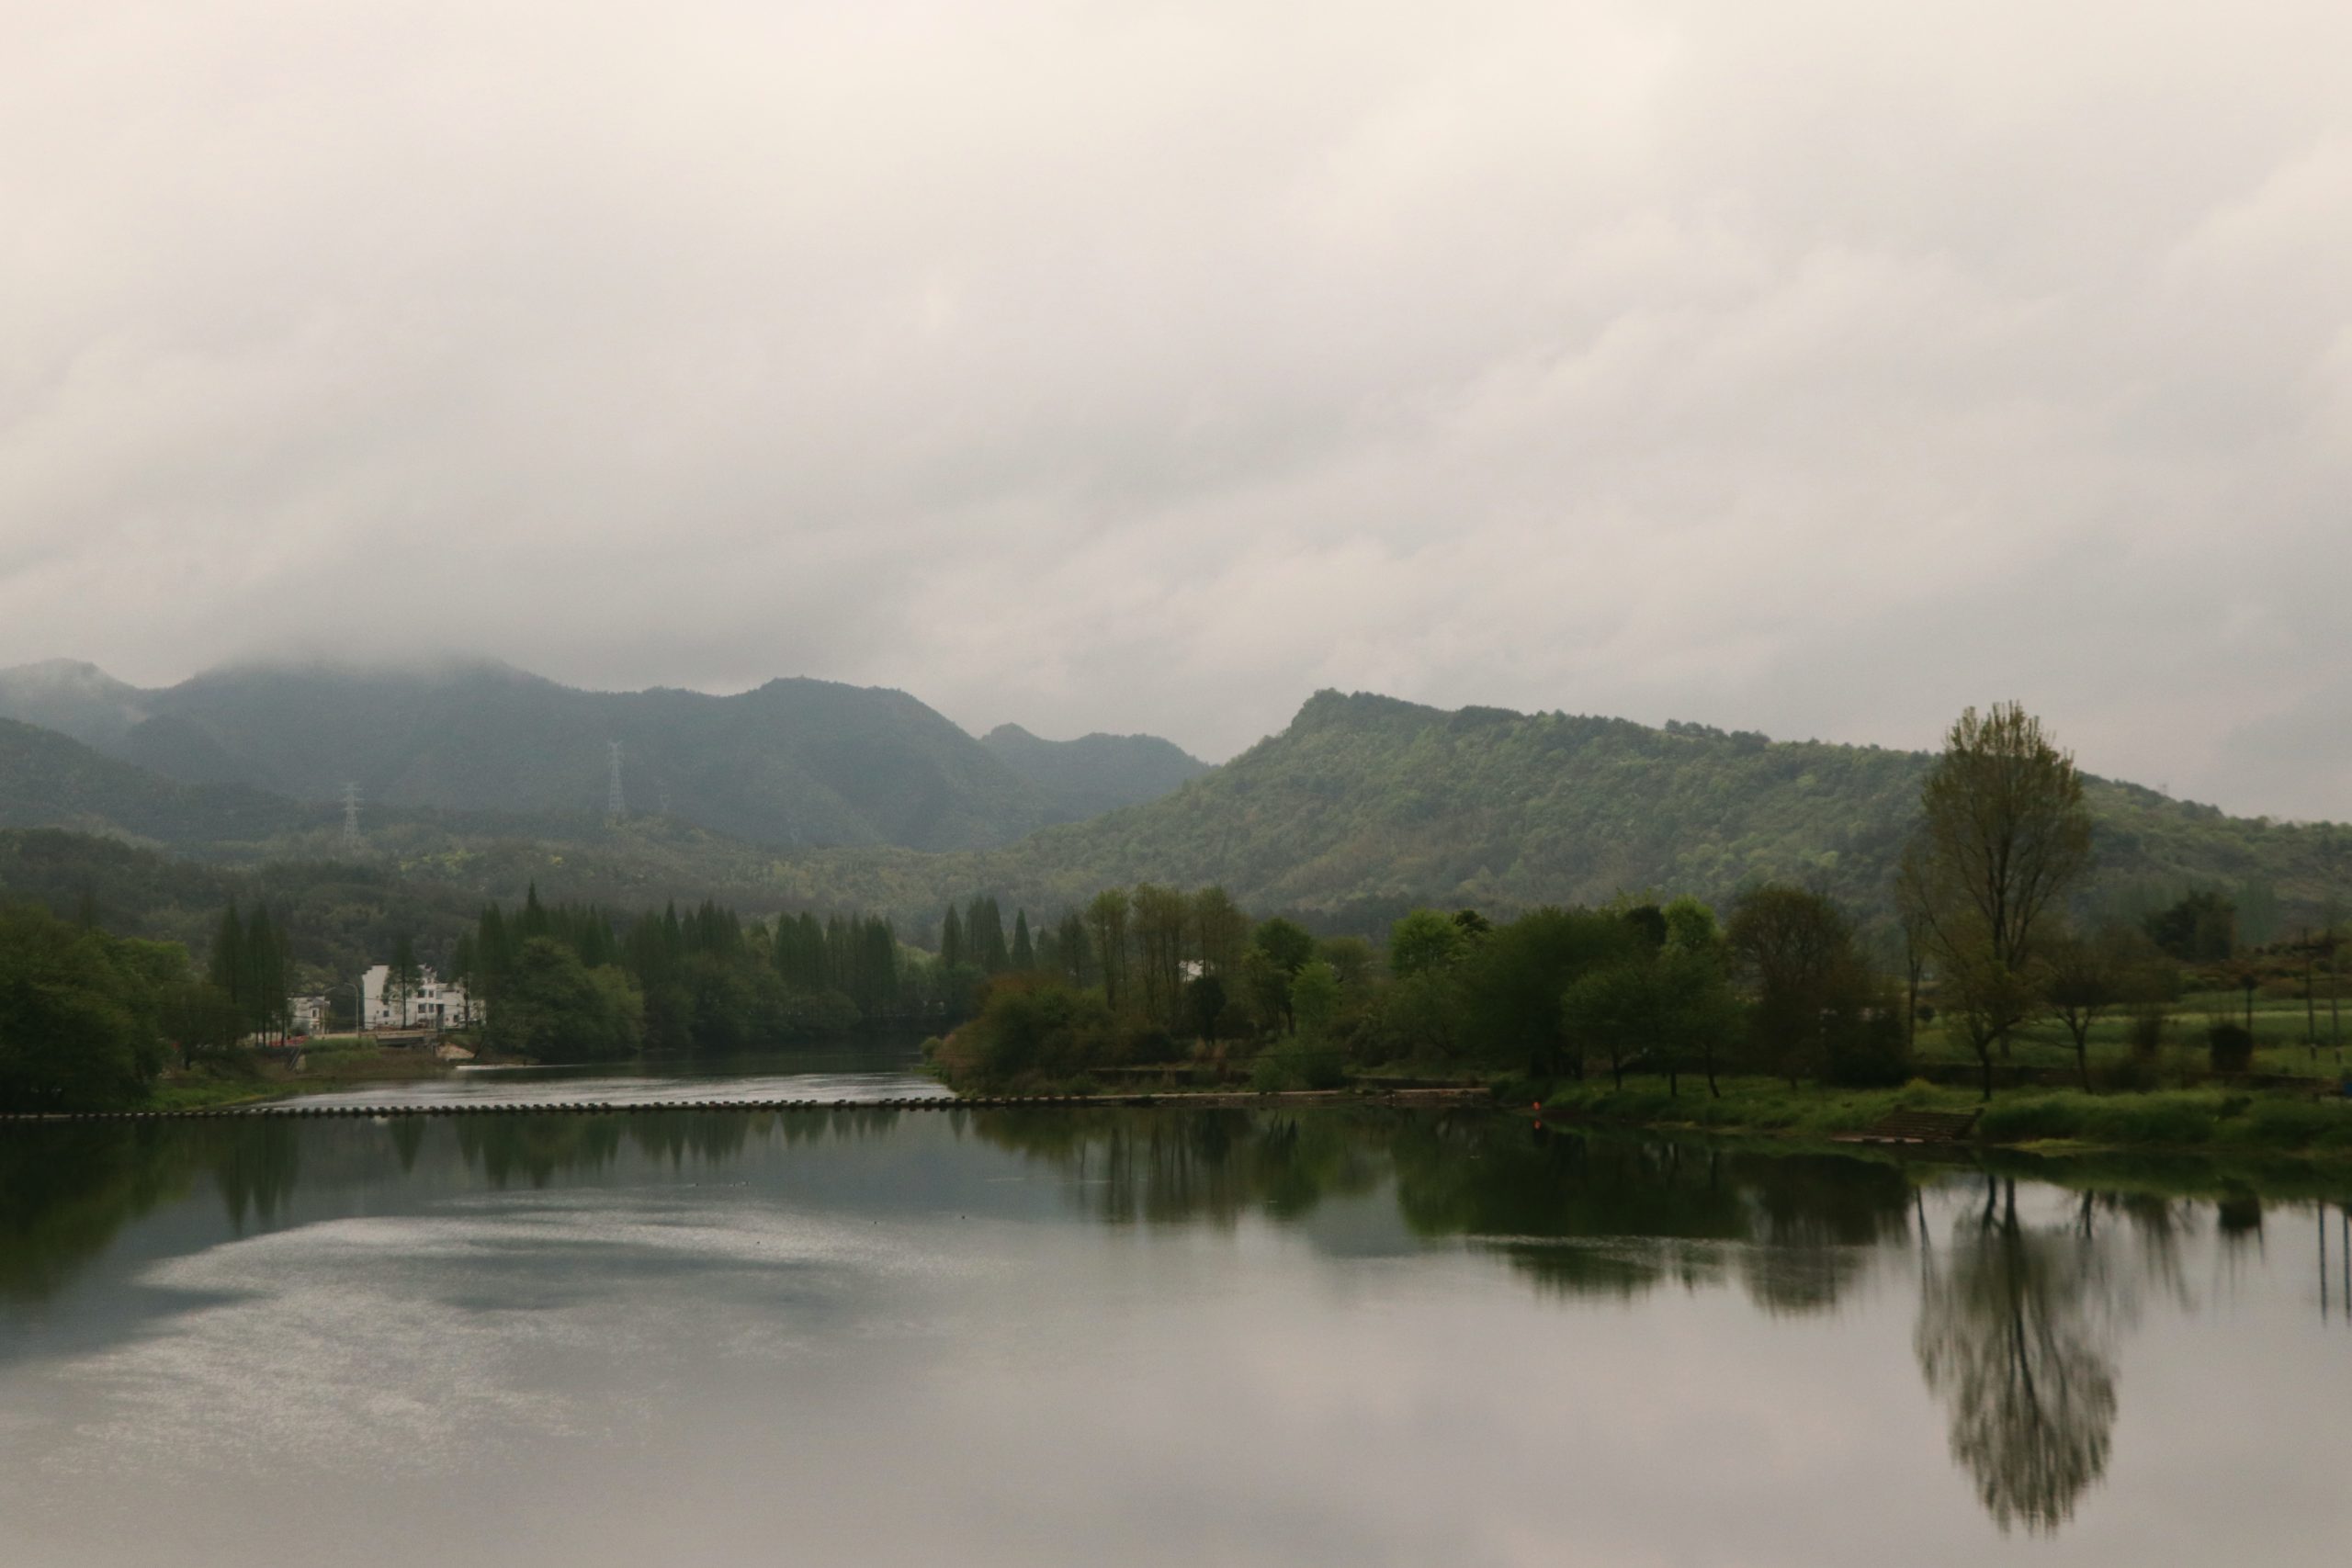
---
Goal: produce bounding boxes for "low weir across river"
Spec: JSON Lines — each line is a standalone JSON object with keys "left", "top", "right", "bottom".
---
{"left": 0, "top": 1087, "right": 1490, "bottom": 1122}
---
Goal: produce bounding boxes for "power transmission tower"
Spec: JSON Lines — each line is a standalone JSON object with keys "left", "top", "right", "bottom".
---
{"left": 606, "top": 740, "right": 627, "bottom": 820}
{"left": 340, "top": 783, "right": 362, "bottom": 853}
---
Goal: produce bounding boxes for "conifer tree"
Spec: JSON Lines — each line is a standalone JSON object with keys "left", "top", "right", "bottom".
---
{"left": 969, "top": 897, "right": 1009, "bottom": 973}
{"left": 243, "top": 905, "right": 288, "bottom": 1043}
{"left": 209, "top": 901, "right": 246, "bottom": 1030}
{"left": 941, "top": 905, "right": 966, "bottom": 971}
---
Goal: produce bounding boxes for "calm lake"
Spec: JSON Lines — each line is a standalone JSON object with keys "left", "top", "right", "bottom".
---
{"left": 6, "top": 1049, "right": 2352, "bottom": 1566}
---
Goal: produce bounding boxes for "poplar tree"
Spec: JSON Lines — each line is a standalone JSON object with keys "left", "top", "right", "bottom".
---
{"left": 1086, "top": 889, "right": 1132, "bottom": 1012}
{"left": 1898, "top": 704, "right": 2094, "bottom": 1099}
{"left": 387, "top": 933, "right": 421, "bottom": 1030}
{"left": 1056, "top": 910, "right": 1091, "bottom": 987}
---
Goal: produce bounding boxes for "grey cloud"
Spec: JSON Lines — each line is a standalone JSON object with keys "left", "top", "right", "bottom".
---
{"left": 2, "top": 0, "right": 2346, "bottom": 816}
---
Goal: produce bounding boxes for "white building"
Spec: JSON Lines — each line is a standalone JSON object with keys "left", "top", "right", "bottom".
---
{"left": 361, "top": 964, "right": 478, "bottom": 1032}
{"left": 287, "top": 995, "right": 330, "bottom": 1035}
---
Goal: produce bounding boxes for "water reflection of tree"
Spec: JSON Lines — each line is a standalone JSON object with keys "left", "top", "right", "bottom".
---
{"left": 1393, "top": 1122, "right": 1915, "bottom": 1310}
{"left": 1736, "top": 1153, "right": 1915, "bottom": 1314}
{"left": 1914, "top": 1178, "right": 2119, "bottom": 1535}
{"left": 0, "top": 1126, "right": 201, "bottom": 1303}
{"left": 1395, "top": 1124, "right": 1747, "bottom": 1298}
{"left": 972, "top": 1111, "right": 1919, "bottom": 1312}
{"left": 452, "top": 1115, "right": 627, "bottom": 1188}
{"left": 970, "top": 1109, "right": 1379, "bottom": 1227}
{"left": 211, "top": 1118, "right": 302, "bottom": 1232}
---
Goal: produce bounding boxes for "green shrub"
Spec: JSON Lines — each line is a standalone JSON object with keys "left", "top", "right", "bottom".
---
{"left": 1975, "top": 1095, "right": 2079, "bottom": 1144}
{"left": 1823, "top": 1008, "right": 1911, "bottom": 1087}
{"left": 2094, "top": 1096, "right": 2218, "bottom": 1145}
{"left": 2208, "top": 1022, "right": 2255, "bottom": 1075}
{"left": 933, "top": 975, "right": 1118, "bottom": 1090}
{"left": 1251, "top": 1042, "right": 1344, "bottom": 1091}
{"left": 1490, "top": 1072, "right": 1555, "bottom": 1107}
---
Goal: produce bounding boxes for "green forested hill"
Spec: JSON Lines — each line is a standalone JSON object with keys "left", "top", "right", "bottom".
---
{"left": 0, "top": 660, "right": 1146, "bottom": 852}
{"left": 0, "top": 718, "right": 320, "bottom": 845}
{"left": 980, "top": 724, "right": 1209, "bottom": 819}
{"left": 762, "top": 691, "right": 2352, "bottom": 933}
{"left": 0, "top": 817, "right": 833, "bottom": 982}
{"left": 7, "top": 681, "right": 2345, "bottom": 947}
{"left": 0, "top": 716, "right": 884, "bottom": 946}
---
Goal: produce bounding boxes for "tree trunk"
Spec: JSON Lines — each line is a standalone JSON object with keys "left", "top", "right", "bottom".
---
{"left": 2075, "top": 1029, "right": 2091, "bottom": 1092}
{"left": 2306, "top": 933, "right": 2318, "bottom": 1055}
{"left": 1978, "top": 1043, "right": 1994, "bottom": 1102}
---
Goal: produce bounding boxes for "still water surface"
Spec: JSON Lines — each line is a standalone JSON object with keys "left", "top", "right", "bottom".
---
{"left": 6, "top": 1050, "right": 2351, "bottom": 1566}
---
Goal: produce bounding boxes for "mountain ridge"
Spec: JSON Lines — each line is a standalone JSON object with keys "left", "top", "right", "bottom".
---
{"left": 0, "top": 658, "right": 1204, "bottom": 852}
{"left": 2, "top": 668, "right": 2343, "bottom": 941}
{"left": 978, "top": 722, "right": 1210, "bottom": 820}
{"left": 761, "top": 688, "right": 2349, "bottom": 933}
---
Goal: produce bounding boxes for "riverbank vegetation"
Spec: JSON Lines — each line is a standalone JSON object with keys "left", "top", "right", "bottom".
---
{"left": 924, "top": 703, "right": 2350, "bottom": 1157}
{"left": 0, "top": 903, "right": 217, "bottom": 1111}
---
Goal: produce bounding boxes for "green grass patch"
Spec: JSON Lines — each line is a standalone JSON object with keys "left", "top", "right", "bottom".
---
{"left": 1527, "top": 1074, "right": 2352, "bottom": 1159}
{"left": 1531, "top": 1077, "right": 1975, "bottom": 1141}
{"left": 146, "top": 1076, "right": 291, "bottom": 1111}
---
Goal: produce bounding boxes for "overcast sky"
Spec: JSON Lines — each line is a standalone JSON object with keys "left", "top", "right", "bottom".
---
{"left": 3, "top": 0, "right": 2347, "bottom": 817}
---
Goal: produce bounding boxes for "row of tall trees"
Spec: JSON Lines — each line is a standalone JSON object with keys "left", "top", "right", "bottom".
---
{"left": 772, "top": 910, "right": 901, "bottom": 1019}
{"left": 207, "top": 901, "right": 294, "bottom": 1043}
{"left": 933, "top": 885, "right": 1260, "bottom": 1030}
{"left": 458, "top": 888, "right": 923, "bottom": 1060}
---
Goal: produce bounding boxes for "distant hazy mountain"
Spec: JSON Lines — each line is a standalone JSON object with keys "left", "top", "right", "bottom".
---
{"left": 784, "top": 690, "right": 2352, "bottom": 931}
{"left": 0, "top": 660, "right": 150, "bottom": 750}
{"left": 0, "top": 659, "right": 1200, "bottom": 852}
{"left": 980, "top": 724, "right": 1208, "bottom": 820}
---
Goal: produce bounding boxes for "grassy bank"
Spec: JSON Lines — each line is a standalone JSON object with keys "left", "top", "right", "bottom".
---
{"left": 1525, "top": 1075, "right": 2352, "bottom": 1158}
{"left": 146, "top": 1075, "right": 293, "bottom": 1111}
{"left": 145, "top": 1041, "right": 460, "bottom": 1111}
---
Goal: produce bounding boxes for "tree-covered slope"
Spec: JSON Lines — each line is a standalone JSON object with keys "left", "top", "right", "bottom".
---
{"left": 0, "top": 660, "right": 1082, "bottom": 852}
{"left": 770, "top": 691, "right": 2352, "bottom": 931}
{"left": 0, "top": 717, "right": 319, "bottom": 846}
{"left": 0, "top": 824, "right": 806, "bottom": 981}
{"left": 0, "top": 660, "right": 152, "bottom": 750}
{"left": 0, "top": 715, "right": 881, "bottom": 931}
{"left": 980, "top": 724, "right": 1208, "bottom": 819}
